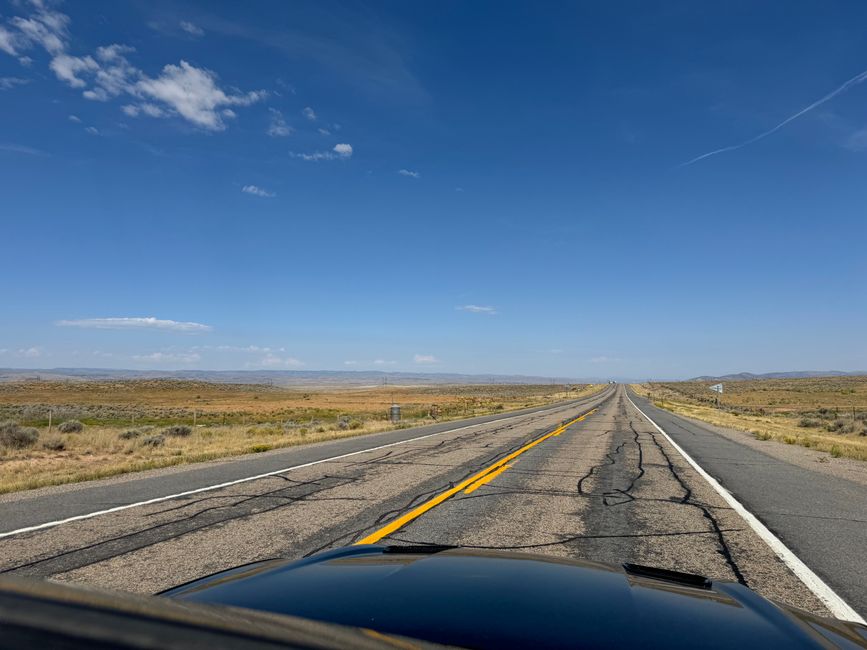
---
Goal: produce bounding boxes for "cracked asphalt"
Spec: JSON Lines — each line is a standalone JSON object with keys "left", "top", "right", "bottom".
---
{"left": 1, "top": 384, "right": 862, "bottom": 619}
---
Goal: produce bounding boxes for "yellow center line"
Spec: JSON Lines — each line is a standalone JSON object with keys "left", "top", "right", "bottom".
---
{"left": 354, "top": 408, "right": 597, "bottom": 545}
{"left": 464, "top": 463, "right": 511, "bottom": 494}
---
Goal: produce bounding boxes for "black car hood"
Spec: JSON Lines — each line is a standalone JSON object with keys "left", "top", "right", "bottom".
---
{"left": 163, "top": 545, "right": 867, "bottom": 650}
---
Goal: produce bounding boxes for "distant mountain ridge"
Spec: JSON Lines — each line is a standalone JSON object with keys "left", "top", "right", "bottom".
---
{"left": 689, "top": 370, "right": 867, "bottom": 382}
{"left": 0, "top": 367, "right": 612, "bottom": 386}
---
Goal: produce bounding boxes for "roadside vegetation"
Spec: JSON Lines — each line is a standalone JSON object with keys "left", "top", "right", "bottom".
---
{"left": 0, "top": 380, "right": 603, "bottom": 494}
{"left": 630, "top": 377, "right": 867, "bottom": 461}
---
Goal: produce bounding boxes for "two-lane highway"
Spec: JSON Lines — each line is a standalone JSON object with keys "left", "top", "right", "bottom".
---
{"left": 0, "top": 384, "right": 863, "bottom": 622}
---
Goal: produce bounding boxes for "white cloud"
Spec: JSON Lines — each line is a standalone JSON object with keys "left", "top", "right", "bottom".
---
{"left": 413, "top": 354, "right": 438, "bottom": 364}
{"left": 0, "top": 26, "right": 19, "bottom": 55}
{"left": 373, "top": 359, "right": 396, "bottom": 365}
{"left": 255, "top": 354, "right": 303, "bottom": 368}
{"left": 456, "top": 304, "right": 497, "bottom": 315}
{"left": 57, "top": 317, "right": 212, "bottom": 332}
{"left": 0, "top": 76, "right": 28, "bottom": 90}
{"left": 267, "top": 107, "right": 292, "bottom": 136}
{"left": 17, "top": 346, "right": 44, "bottom": 358}
{"left": 344, "top": 360, "right": 358, "bottom": 366}
{"left": 290, "top": 143, "right": 352, "bottom": 161}
{"left": 49, "top": 53, "right": 98, "bottom": 88}
{"left": 0, "top": 5, "right": 264, "bottom": 131}
{"left": 68, "top": 114, "right": 81, "bottom": 122}
{"left": 398, "top": 168, "right": 420, "bottom": 178}
{"left": 589, "top": 356, "right": 621, "bottom": 364}
{"left": 302, "top": 106, "right": 316, "bottom": 121}
{"left": 317, "top": 127, "right": 331, "bottom": 135}
{"left": 242, "top": 184, "right": 275, "bottom": 198}
{"left": 84, "top": 126, "right": 99, "bottom": 135}
{"left": 132, "top": 351, "right": 201, "bottom": 364}
{"left": 135, "top": 61, "right": 266, "bottom": 130}
{"left": 179, "top": 21, "right": 204, "bottom": 37}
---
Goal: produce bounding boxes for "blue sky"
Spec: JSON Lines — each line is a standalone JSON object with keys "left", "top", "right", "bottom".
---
{"left": 2, "top": 0, "right": 866, "bottom": 380}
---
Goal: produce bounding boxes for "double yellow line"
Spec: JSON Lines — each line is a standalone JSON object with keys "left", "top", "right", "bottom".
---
{"left": 355, "top": 408, "right": 597, "bottom": 545}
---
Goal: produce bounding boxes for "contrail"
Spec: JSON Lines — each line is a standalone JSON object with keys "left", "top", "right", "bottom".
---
{"left": 681, "top": 67, "right": 867, "bottom": 166}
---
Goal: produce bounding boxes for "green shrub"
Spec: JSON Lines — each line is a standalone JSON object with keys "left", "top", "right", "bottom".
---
{"left": 119, "top": 429, "right": 142, "bottom": 440}
{"left": 42, "top": 435, "right": 66, "bottom": 451}
{"left": 163, "top": 425, "right": 192, "bottom": 437}
{"left": 798, "top": 418, "right": 820, "bottom": 428}
{"left": 58, "top": 420, "right": 84, "bottom": 433}
{"left": 141, "top": 434, "right": 165, "bottom": 447}
{"left": 0, "top": 421, "right": 39, "bottom": 449}
{"left": 349, "top": 420, "right": 363, "bottom": 430}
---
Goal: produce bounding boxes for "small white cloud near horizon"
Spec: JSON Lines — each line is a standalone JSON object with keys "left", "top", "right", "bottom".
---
{"left": 253, "top": 353, "right": 303, "bottom": 368}
{"left": 413, "top": 354, "right": 438, "bottom": 364}
{"left": 57, "top": 317, "right": 212, "bottom": 332}
{"left": 302, "top": 106, "right": 316, "bottom": 121}
{"left": 589, "top": 356, "right": 621, "bottom": 364}
{"left": 17, "top": 346, "right": 44, "bottom": 358}
{"left": 179, "top": 21, "right": 204, "bottom": 37}
{"left": 132, "top": 351, "right": 201, "bottom": 364}
{"left": 242, "top": 184, "right": 275, "bottom": 198}
{"left": 456, "top": 304, "right": 497, "bottom": 315}
{"left": 398, "top": 169, "right": 420, "bottom": 178}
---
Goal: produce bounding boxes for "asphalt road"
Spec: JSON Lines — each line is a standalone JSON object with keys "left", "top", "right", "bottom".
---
{"left": 0, "top": 384, "right": 863, "bottom": 620}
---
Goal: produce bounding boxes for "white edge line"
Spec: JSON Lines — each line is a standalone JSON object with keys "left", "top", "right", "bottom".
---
{"left": 0, "top": 396, "right": 602, "bottom": 541}
{"left": 625, "top": 390, "right": 865, "bottom": 624}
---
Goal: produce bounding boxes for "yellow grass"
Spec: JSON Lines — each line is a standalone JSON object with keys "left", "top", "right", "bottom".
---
{"left": 630, "top": 379, "right": 867, "bottom": 461}
{"left": 0, "top": 381, "right": 605, "bottom": 494}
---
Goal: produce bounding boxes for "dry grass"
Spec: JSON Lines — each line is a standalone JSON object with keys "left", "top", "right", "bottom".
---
{"left": 0, "top": 380, "right": 604, "bottom": 494}
{"left": 631, "top": 378, "right": 867, "bottom": 461}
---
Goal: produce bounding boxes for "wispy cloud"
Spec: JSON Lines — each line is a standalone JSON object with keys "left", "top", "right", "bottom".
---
{"left": 67, "top": 114, "right": 80, "bottom": 122}
{"left": 253, "top": 353, "right": 303, "bottom": 368}
{"left": 589, "top": 356, "right": 621, "bottom": 364}
{"left": 267, "top": 107, "right": 292, "bottom": 136}
{"left": 413, "top": 354, "right": 438, "bottom": 364}
{"left": 0, "top": 142, "right": 47, "bottom": 156}
{"left": 0, "top": 3, "right": 265, "bottom": 131}
{"left": 456, "top": 304, "right": 497, "bottom": 315}
{"left": 242, "top": 184, "right": 275, "bottom": 197}
{"left": 398, "top": 168, "right": 420, "bottom": 178}
{"left": 682, "top": 66, "right": 867, "bottom": 166}
{"left": 17, "top": 346, "right": 44, "bottom": 358}
{"left": 179, "top": 21, "right": 204, "bottom": 37}
{"left": 302, "top": 106, "right": 316, "bottom": 121}
{"left": 57, "top": 317, "right": 212, "bottom": 332}
{"left": 317, "top": 127, "right": 331, "bottom": 135}
{"left": 0, "top": 76, "right": 28, "bottom": 90}
{"left": 84, "top": 125, "right": 99, "bottom": 135}
{"left": 132, "top": 351, "right": 201, "bottom": 364}
{"left": 290, "top": 143, "right": 353, "bottom": 161}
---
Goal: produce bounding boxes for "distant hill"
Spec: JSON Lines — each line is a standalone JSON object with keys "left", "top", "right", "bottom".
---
{"left": 0, "top": 367, "right": 610, "bottom": 386}
{"left": 689, "top": 370, "right": 867, "bottom": 382}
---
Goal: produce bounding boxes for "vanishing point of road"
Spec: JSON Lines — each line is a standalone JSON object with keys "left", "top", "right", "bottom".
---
{"left": 0, "top": 384, "right": 864, "bottom": 621}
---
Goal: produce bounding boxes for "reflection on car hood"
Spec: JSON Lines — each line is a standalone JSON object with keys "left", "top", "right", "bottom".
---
{"left": 163, "top": 545, "right": 867, "bottom": 649}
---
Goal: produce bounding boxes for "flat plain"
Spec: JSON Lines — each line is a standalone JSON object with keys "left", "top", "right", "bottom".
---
{"left": 0, "top": 380, "right": 600, "bottom": 493}
{"left": 630, "top": 376, "right": 867, "bottom": 460}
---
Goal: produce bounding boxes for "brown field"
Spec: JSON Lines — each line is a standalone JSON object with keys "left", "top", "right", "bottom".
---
{"left": 630, "top": 376, "right": 867, "bottom": 461}
{"left": 0, "top": 380, "right": 603, "bottom": 494}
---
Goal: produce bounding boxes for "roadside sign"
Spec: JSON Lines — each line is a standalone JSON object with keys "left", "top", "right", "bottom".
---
{"left": 709, "top": 383, "right": 723, "bottom": 394}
